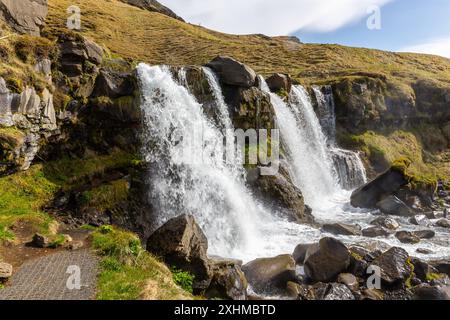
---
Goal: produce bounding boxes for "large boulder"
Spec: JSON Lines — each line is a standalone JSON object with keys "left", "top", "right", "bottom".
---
{"left": 206, "top": 56, "right": 257, "bottom": 88}
{"left": 248, "top": 166, "right": 314, "bottom": 223}
{"left": 304, "top": 237, "right": 351, "bottom": 282}
{"left": 376, "top": 195, "right": 414, "bottom": 217}
{"left": 242, "top": 254, "right": 297, "bottom": 295}
{"left": 292, "top": 243, "right": 317, "bottom": 265}
{"left": 0, "top": 0, "right": 48, "bottom": 36}
{"left": 205, "top": 257, "right": 247, "bottom": 300}
{"left": 351, "top": 168, "right": 409, "bottom": 209}
{"left": 322, "top": 223, "right": 362, "bottom": 236}
{"left": 370, "top": 247, "right": 412, "bottom": 285}
{"left": 266, "top": 73, "right": 292, "bottom": 94}
{"left": 146, "top": 215, "right": 211, "bottom": 292}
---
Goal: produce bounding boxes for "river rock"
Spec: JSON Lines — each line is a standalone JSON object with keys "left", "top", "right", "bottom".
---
{"left": 436, "top": 218, "right": 450, "bottom": 228}
{"left": 205, "top": 257, "right": 247, "bottom": 300}
{"left": 413, "top": 229, "right": 435, "bottom": 239}
{"left": 395, "top": 231, "right": 421, "bottom": 244}
{"left": 377, "top": 195, "right": 414, "bottom": 217}
{"left": 31, "top": 233, "right": 50, "bottom": 248}
{"left": 416, "top": 248, "right": 433, "bottom": 255}
{"left": 431, "top": 261, "right": 450, "bottom": 277}
{"left": 313, "top": 282, "right": 355, "bottom": 300}
{"left": 206, "top": 56, "right": 257, "bottom": 88}
{"left": 146, "top": 215, "right": 211, "bottom": 292}
{"left": 410, "top": 258, "right": 439, "bottom": 282}
{"left": 337, "top": 273, "right": 359, "bottom": 291}
{"left": 409, "top": 215, "right": 431, "bottom": 226}
{"left": 361, "top": 288, "right": 384, "bottom": 300}
{"left": 322, "top": 223, "right": 362, "bottom": 236}
{"left": 0, "top": 262, "right": 12, "bottom": 278}
{"left": 362, "top": 226, "right": 391, "bottom": 238}
{"left": 370, "top": 247, "right": 412, "bottom": 285}
{"left": 370, "top": 216, "right": 399, "bottom": 230}
{"left": 351, "top": 168, "right": 409, "bottom": 209}
{"left": 293, "top": 243, "right": 317, "bottom": 265}
{"left": 413, "top": 284, "right": 450, "bottom": 300}
{"left": 0, "top": 0, "right": 48, "bottom": 36}
{"left": 304, "top": 237, "right": 351, "bottom": 282}
{"left": 266, "top": 73, "right": 292, "bottom": 94}
{"left": 242, "top": 254, "right": 297, "bottom": 295}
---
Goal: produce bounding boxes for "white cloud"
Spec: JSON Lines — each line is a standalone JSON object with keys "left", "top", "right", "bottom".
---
{"left": 400, "top": 38, "right": 450, "bottom": 59}
{"left": 159, "top": 0, "right": 393, "bottom": 36}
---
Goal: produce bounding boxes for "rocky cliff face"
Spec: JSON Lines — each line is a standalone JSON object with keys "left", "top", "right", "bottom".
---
{"left": 0, "top": 0, "right": 48, "bottom": 36}
{"left": 120, "top": 0, "right": 184, "bottom": 21}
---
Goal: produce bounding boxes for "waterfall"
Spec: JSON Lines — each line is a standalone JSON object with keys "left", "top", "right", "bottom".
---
{"left": 312, "top": 85, "right": 336, "bottom": 145}
{"left": 313, "top": 85, "right": 367, "bottom": 190}
{"left": 137, "top": 63, "right": 278, "bottom": 259}
{"left": 331, "top": 148, "right": 367, "bottom": 190}
{"left": 260, "top": 79, "right": 338, "bottom": 209}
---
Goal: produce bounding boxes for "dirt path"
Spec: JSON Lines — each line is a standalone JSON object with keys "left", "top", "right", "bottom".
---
{"left": 0, "top": 248, "right": 99, "bottom": 300}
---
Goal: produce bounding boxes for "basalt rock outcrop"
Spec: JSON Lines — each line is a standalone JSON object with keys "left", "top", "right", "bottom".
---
{"left": 0, "top": 0, "right": 48, "bottom": 36}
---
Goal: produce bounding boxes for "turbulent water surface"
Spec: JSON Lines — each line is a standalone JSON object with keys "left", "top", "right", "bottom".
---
{"left": 138, "top": 63, "right": 450, "bottom": 262}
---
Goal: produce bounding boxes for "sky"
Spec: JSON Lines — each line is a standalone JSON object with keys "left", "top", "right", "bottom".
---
{"left": 159, "top": 0, "right": 450, "bottom": 58}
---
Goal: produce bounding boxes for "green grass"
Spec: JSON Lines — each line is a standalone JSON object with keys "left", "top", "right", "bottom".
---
{"left": 171, "top": 267, "right": 194, "bottom": 294}
{"left": 92, "top": 225, "right": 192, "bottom": 300}
{"left": 0, "top": 150, "right": 137, "bottom": 241}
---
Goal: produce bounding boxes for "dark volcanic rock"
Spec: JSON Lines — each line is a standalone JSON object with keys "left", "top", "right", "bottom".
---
{"left": 412, "top": 284, "right": 450, "bottom": 300}
{"left": 436, "top": 218, "right": 450, "bottom": 228}
{"left": 304, "top": 237, "right": 351, "bottom": 282}
{"left": 92, "top": 70, "right": 136, "bottom": 99}
{"left": 351, "top": 168, "right": 409, "bottom": 209}
{"left": 242, "top": 254, "right": 297, "bottom": 295}
{"left": 266, "top": 73, "right": 292, "bottom": 94}
{"left": 362, "top": 226, "right": 391, "bottom": 238}
{"left": 146, "top": 215, "right": 211, "bottom": 292}
{"left": 376, "top": 195, "right": 414, "bottom": 217}
{"left": 313, "top": 282, "right": 355, "bottom": 300}
{"left": 206, "top": 56, "right": 257, "bottom": 88}
{"left": 395, "top": 231, "right": 421, "bottom": 244}
{"left": 322, "top": 223, "right": 362, "bottom": 236}
{"left": 370, "top": 247, "right": 412, "bottom": 285}
{"left": 413, "top": 229, "right": 435, "bottom": 239}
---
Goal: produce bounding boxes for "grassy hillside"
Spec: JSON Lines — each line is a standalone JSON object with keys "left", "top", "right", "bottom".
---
{"left": 46, "top": 0, "right": 450, "bottom": 87}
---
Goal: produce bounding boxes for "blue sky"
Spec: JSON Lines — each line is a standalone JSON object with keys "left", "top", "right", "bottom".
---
{"left": 297, "top": 0, "right": 450, "bottom": 56}
{"left": 160, "top": 0, "right": 450, "bottom": 58}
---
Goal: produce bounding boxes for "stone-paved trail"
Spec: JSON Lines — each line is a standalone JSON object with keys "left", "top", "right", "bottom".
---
{"left": 0, "top": 249, "right": 99, "bottom": 300}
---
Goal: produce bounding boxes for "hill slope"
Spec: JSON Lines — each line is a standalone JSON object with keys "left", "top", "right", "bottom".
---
{"left": 46, "top": 0, "right": 450, "bottom": 87}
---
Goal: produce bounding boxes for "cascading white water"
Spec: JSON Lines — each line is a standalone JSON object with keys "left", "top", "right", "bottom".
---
{"left": 331, "top": 148, "right": 367, "bottom": 190}
{"left": 260, "top": 80, "right": 339, "bottom": 208}
{"left": 312, "top": 85, "right": 336, "bottom": 145}
{"left": 313, "top": 85, "right": 367, "bottom": 190}
{"left": 137, "top": 63, "right": 282, "bottom": 259}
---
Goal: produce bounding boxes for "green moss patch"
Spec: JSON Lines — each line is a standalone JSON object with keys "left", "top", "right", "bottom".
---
{"left": 92, "top": 225, "right": 192, "bottom": 300}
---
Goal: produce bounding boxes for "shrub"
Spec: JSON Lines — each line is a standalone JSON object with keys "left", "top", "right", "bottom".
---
{"left": 171, "top": 267, "right": 194, "bottom": 294}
